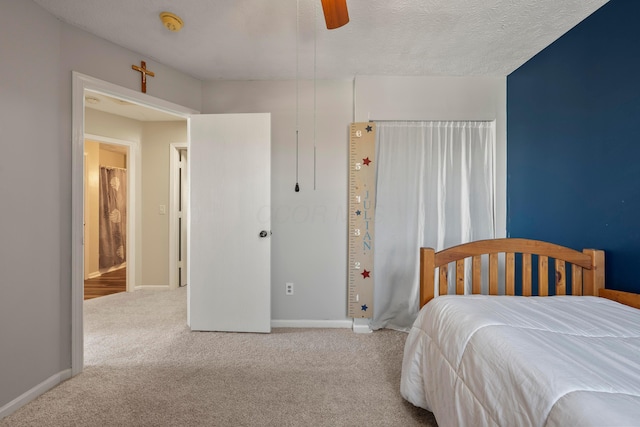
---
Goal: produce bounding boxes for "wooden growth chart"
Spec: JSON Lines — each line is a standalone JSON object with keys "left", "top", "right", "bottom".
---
{"left": 348, "top": 122, "right": 376, "bottom": 318}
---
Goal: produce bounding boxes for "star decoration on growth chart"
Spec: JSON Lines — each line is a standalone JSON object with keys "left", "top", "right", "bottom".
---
{"left": 365, "top": 125, "right": 373, "bottom": 132}
{"left": 362, "top": 157, "right": 372, "bottom": 166}
{"left": 355, "top": 210, "right": 362, "bottom": 216}
{"left": 361, "top": 304, "right": 368, "bottom": 311}
{"left": 361, "top": 269, "right": 371, "bottom": 279}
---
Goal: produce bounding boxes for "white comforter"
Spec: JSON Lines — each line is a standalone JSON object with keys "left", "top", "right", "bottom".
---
{"left": 400, "top": 295, "right": 640, "bottom": 427}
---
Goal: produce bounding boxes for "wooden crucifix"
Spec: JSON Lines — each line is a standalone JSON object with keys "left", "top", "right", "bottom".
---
{"left": 132, "top": 61, "right": 155, "bottom": 93}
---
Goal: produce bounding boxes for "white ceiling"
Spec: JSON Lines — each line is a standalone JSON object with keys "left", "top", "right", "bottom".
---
{"left": 34, "top": 0, "right": 609, "bottom": 81}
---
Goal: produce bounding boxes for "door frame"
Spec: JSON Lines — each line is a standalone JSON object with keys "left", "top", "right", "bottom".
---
{"left": 169, "top": 142, "right": 188, "bottom": 289}
{"left": 71, "top": 72, "right": 198, "bottom": 376}
{"left": 84, "top": 133, "right": 138, "bottom": 292}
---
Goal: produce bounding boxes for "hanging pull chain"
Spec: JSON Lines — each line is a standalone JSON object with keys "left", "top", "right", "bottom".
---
{"left": 295, "top": 0, "right": 300, "bottom": 192}
{"left": 295, "top": 131, "right": 300, "bottom": 192}
{"left": 313, "top": 0, "right": 317, "bottom": 191}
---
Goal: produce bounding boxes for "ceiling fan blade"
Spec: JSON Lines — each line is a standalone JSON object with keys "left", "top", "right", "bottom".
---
{"left": 320, "top": 0, "right": 349, "bottom": 30}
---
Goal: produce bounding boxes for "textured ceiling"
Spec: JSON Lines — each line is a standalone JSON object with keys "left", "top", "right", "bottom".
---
{"left": 34, "top": 0, "right": 609, "bottom": 80}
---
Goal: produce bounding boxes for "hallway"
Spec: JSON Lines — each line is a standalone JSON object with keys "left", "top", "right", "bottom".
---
{"left": 84, "top": 268, "right": 126, "bottom": 299}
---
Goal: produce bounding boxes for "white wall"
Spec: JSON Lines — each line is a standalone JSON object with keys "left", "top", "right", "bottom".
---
{"left": 202, "top": 76, "right": 506, "bottom": 322}
{"left": 0, "top": 0, "right": 201, "bottom": 414}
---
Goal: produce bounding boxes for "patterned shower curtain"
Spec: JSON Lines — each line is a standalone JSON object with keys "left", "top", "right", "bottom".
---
{"left": 99, "top": 166, "right": 127, "bottom": 269}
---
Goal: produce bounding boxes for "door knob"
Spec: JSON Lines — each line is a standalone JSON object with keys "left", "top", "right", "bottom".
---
{"left": 259, "top": 230, "right": 269, "bottom": 238}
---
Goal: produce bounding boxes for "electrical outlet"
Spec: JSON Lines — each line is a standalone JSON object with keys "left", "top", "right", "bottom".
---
{"left": 285, "top": 282, "right": 294, "bottom": 295}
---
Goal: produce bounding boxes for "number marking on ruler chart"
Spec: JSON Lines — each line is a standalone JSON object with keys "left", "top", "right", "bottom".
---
{"left": 348, "top": 122, "right": 376, "bottom": 318}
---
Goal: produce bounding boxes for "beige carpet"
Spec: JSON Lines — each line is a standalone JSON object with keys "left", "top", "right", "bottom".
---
{"left": 1, "top": 288, "right": 437, "bottom": 426}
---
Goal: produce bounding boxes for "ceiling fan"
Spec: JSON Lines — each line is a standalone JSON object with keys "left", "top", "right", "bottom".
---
{"left": 320, "top": 0, "right": 349, "bottom": 29}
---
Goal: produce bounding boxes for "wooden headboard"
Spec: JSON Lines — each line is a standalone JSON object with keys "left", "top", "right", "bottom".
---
{"left": 419, "top": 238, "right": 605, "bottom": 308}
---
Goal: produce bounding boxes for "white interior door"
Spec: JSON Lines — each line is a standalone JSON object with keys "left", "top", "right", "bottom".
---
{"left": 188, "top": 113, "right": 271, "bottom": 333}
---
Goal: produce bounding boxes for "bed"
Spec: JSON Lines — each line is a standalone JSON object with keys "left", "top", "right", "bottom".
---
{"left": 400, "top": 238, "right": 640, "bottom": 427}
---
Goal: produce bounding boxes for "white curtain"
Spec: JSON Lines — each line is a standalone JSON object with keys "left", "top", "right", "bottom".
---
{"left": 371, "top": 121, "right": 496, "bottom": 331}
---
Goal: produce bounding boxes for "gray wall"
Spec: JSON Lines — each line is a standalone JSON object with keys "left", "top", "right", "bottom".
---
{"left": 203, "top": 76, "right": 506, "bottom": 321}
{"left": 203, "top": 80, "right": 354, "bottom": 321}
{"left": 0, "top": 0, "right": 507, "bottom": 411}
{"left": 0, "top": 0, "right": 65, "bottom": 410}
{"left": 0, "top": 0, "right": 201, "bottom": 411}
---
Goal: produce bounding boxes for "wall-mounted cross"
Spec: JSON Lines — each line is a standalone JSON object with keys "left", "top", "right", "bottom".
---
{"left": 131, "top": 61, "right": 155, "bottom": 93}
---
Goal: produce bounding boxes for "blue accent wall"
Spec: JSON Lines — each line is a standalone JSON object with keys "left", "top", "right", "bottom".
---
{"left": 507, "top": 0, "right": 640, "bottom": 293}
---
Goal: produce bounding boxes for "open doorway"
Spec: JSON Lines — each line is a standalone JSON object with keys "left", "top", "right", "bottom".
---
{"left": 169, "top": 143, "right": 189, "bottom": 289}
{"left": 82, "top": 92, "right": 188, "bottom": 290}
{"left": 83, "top": 139, "right": 130, "bottom": 299}
{"left": 71, "top": 72, "right": 198, "bottom": 375}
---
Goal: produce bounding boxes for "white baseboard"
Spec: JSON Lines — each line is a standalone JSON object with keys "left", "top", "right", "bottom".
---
{"left": 87, "top": 263, "right": 127, "bottom": 279}
{"left": 87, "top": 270, "right": 102, "bottom": 279}
{"left": 352, "top": 318, "right": 373, "bottom": 334}
{"left": 0, "top": 369, "right": 72, "bottom": 420}
{"left": 271, "top": 319, "right": 352, "bottom": 329}
{"left": 133, "top": 285, "right": 170, "bottom": 291}
{"left": 99, "top": 263, "right": 126, "bottom": 275}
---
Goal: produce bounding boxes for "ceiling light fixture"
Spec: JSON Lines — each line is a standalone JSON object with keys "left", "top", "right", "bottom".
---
{"left": 160, "top": 12, "right": 184, "bottom": 32}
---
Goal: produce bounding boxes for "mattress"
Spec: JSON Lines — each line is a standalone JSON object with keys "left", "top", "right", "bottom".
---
{"left": 400, "top": 295, "right": 640, "bottom": 427}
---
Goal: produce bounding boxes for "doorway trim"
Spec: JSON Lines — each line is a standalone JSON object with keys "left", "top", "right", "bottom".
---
{"left": 85, "top": 133, "right": 139, "bottom": 293}
{"left": 169, "top": 142, "right": 188, "bottom": 290}
{"left": 72, "top": 71, "right": 199, "bottom": 376}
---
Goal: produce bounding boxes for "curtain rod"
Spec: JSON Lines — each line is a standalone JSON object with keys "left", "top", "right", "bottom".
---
{"left": 369, "top": 119, "right": 496, "bottom": 123}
